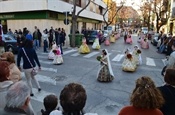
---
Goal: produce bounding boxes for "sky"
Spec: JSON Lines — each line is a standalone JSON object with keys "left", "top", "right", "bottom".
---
{"left": 114, "top": 0, "right": 142, "bottom": 10}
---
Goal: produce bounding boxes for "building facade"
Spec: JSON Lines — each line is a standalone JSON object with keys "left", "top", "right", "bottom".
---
{"left": 0, "top": 0, "right": 107, "bottom": 43}
{"left": 168, "top": 0, "right": 175, "bottom": 35}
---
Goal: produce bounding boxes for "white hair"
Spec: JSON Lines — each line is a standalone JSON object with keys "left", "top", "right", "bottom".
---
{"left": 6, "top": 81, "right": 30, "bottom": 108}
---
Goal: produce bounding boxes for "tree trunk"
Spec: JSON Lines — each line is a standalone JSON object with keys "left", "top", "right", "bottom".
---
{"left": 71, "top": 16, "right": 77, "bottom": 47}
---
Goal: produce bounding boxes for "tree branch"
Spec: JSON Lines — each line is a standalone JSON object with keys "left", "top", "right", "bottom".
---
{"left": 76, "top": 0, "right": 91, "bottom": 17}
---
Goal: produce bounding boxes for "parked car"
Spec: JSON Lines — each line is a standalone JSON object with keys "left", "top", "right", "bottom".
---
{"left": 84, "top": 30, "right": 105, "bottom": 43}
{"left": 2, "top": 34, "right": 18, "bottom": 53}
{"left": 151, "top": 33, "right": 160, "bottom": 46}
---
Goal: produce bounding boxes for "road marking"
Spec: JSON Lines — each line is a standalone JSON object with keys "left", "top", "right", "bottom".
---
{"left": 39, "top": 60, "right": 52, "bottom": 64}
{"left": 63, "top": 49, "right": 77, "bottom": 55}
{"left": 84, "top": 52, "right": 99, "bottom": 58}
{"left": 146, "top": 57, "right": 156, "bottom": 66}
{"left": 21, "top": 72, "right": 56, "bottom": 85}
{"left": 41, "top": 67, "right": 57, "bottom": 73}
{"left": 38, "top": 55, "right": 47, "bottom": 59}
{"left": 71, "top": 52, "right": 80, "bottom": 57}
{"left": 31, "top": 88, "right": 56, "bottom": 102}
{"left": 40, "top": 52, "right": 49, "bottom": 55}
{"left": 112, "top": 54, "right": 124, "bottom": 62}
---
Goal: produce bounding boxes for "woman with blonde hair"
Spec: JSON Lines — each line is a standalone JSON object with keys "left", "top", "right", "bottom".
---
{"left": 0, "top": 52, "right": 21, "bottom": 82}
{"left": 119, "top": 76, "right": 164, "bottom": 115}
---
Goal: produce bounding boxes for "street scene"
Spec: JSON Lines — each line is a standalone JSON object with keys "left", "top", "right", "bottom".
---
{"left": 0, "top": 0, "right": 175, "bottom": 115}
{"left": 28, "top": 34, "right": 166, "bottom": 115}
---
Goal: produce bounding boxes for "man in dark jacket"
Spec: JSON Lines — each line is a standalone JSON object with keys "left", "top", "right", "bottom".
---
{"left": 55, "top": 28, "right": 63, "bottom": 54}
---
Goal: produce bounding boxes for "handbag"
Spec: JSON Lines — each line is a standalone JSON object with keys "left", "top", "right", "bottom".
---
{"left": 22, "top": 48, "right": 38, "bottom": 76}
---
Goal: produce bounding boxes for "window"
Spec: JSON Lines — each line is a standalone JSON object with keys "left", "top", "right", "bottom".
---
{"left": 76, "top": 0, "right": 81, "bottom": 7}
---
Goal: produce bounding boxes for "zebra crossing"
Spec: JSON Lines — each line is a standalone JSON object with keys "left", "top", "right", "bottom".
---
{"left": 36, "top": 49, "right": 166, "bottom": 67}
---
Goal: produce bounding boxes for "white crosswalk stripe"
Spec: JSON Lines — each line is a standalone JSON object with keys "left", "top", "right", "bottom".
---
{"left": 36, "top": 49, "right": 165, "bottom": 67}
{"left": 112, "top": 54, "right": 124, "bottom": 62}
{"left": 63, "top": 49, "right": 77, "bottom": 55}
{"left": 83, "top": 52, "right": 100, "bottom": 58}
{"left": 71, "top": 52, "right": 80, "bottom": 57}
{"left": 146, "top": 57, "right": 156, "bottom": 66}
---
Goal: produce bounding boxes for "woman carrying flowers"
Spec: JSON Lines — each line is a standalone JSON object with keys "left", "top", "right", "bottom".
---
{"left": 122, "top": 49, "right": 137, "bottom": 72}
{"left": 92, "top": 37, "right": 100, "bottom": 50}
{"left": 97, "top": 49, "right": 114, "bottom": 82}
{"left": 79, "top": 37, "right": 90, "bottom": 54}
{"left": 132, "top": 45, "right": 142, "bottom": 65}
{"left": 141, "top": 38, "right": 149, "bottom": 49}
{"left": 52, "top": 45, "right": 63, "bottom": 65}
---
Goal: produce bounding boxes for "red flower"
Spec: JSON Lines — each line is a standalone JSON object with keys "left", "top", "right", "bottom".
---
{"left": 127, "top": 54, "right": 132, "bottom": 59}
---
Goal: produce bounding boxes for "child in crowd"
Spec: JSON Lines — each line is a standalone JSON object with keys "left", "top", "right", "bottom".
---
{"left": 41, "top": 94, "right": 61, "bottom": 115}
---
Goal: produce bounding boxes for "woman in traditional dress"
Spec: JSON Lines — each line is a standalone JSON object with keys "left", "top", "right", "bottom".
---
{"left": 110, "top": 34, "right": 115, "bottom": 43}
{"left": 92, "top": 37, "right": 100, "bottom": 50}
{"left": 122, "top": 49, "right": 137, "bottom": 72}
{"left": 132, "top": 45, "right": 142, "bottom": 66}
{"left": 141, "top": 38, "right": 149, "bottom": 49}
{"left": 52, "top": 46, "right": 63, "bottom": 65}
{"left": 126, "top": 33, "right": 132, "bottom": 44}
{"left": 48, "top": 42, "right": 57, "bottom": 60}
{"left": 97, "top": 49, "right": 114, "bottom": 82}
{"left": 105, "top": 37, "right": 110, "bottom": 46}
{"left": 79, "top": 37, "right": 90, "bottom": 54}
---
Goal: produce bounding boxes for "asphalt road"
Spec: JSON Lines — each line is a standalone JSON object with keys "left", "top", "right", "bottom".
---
{"left": 17, "top": 34, "right": 166, "bottom": 115}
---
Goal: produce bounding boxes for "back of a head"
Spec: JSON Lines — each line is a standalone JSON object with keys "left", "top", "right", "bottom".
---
{"left": 1, "top": 52, "right": 15, "bottom": 63}
{"left": 130, "top": 76, "right": 164, "bottom": 109}
{"left": 6, "top": 81, "right": 30, "bottom": 108}
{"left": 43, "top": 94, "right": 58, "bottom": 111}
{"left": 164, "top": 68, "right": 175, "bottom": 86}
{"left": 60, "top": 83, "right": 87, "bottom": 115}
{"left": 23, "top": 39, "right": 33, "bottom": 48}
{"left": 0, "top": 61, "right": 10, "bottom": 82}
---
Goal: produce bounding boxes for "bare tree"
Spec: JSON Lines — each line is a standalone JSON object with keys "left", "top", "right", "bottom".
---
{"left": 70, "top": 0, "right": 91, "bottom": 47}
{"left": 141, "top": 0, "right": 170, "bottom": 32}
{"left": 103, "top": 0, "right": 124, "bottom": 29}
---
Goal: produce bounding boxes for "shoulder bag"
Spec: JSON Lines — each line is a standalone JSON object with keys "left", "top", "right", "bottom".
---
{"left": 22, "top": 48, "right": 38, "bottom": 76}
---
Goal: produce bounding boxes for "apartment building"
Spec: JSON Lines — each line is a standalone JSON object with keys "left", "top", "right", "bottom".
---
{"left": 0, "top": 0, "right": 107, "bottom": 35}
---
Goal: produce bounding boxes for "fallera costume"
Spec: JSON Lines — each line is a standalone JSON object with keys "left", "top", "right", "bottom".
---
{"left": 105, "top": 37, "right": 110, "bottom": 46}
{"left": 126, "top": 34, "right": 132, "bottom": 44}
{"left": 132, "top": 47, "right": 142, "bottom": 66}
{"left": 110, "top": 34, "right": 115, "bottom": 43}
{"left": 141, "top": 38, "right": 149, "bottom": 49}
{"left": 122, "top": 50, "right": 137, "bottom": 72}
{"left": 48, "top": 43, "right": 57, "bottom": 60}
{"left": 97, "top": 49, "right": 114, "bottom": 82}
{"left": 79, "top": 38, "right": 90, "bottom": 54}
{"left": 52, "top": 47, "right": 63, "bottom": 65}
{"left": 92, "top": 38, "right": 100, "bottom": 50}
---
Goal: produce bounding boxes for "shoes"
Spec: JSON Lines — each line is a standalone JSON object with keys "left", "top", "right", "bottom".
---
{"left": 38, "top": 88, "right": 41, "bottom": 92}
{"left": 30, "top": 93, "right": 34, "bottom": 96}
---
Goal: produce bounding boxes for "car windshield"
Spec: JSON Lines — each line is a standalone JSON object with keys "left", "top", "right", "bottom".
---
{"left": 91, "top": 31, "right": 97, "bottom": 35}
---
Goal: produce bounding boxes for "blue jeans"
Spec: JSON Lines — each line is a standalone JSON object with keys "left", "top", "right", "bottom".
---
{"left": 33, "top": 39, "right": 39, "bottom": 50}
{"left": 43, "top": 40, "right": 48, "bottom": 52}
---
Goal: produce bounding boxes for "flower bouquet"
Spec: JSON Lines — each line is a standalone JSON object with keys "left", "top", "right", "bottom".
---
{"left": 127, "top": 54, "right": 132, "bottom": 60}
{"left": 96, "top": 55, "right": 102, "bottom": 61}
{"left": 137, "top": 49, "right": 141, "bottom": 54}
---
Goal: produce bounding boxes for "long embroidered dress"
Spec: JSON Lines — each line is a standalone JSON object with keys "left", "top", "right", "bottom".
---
{"left": 97, "top": 55, "right": 114, "bottom": 82}
{"left": 79, "top": 38, "right": 90, "bottom": 54}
